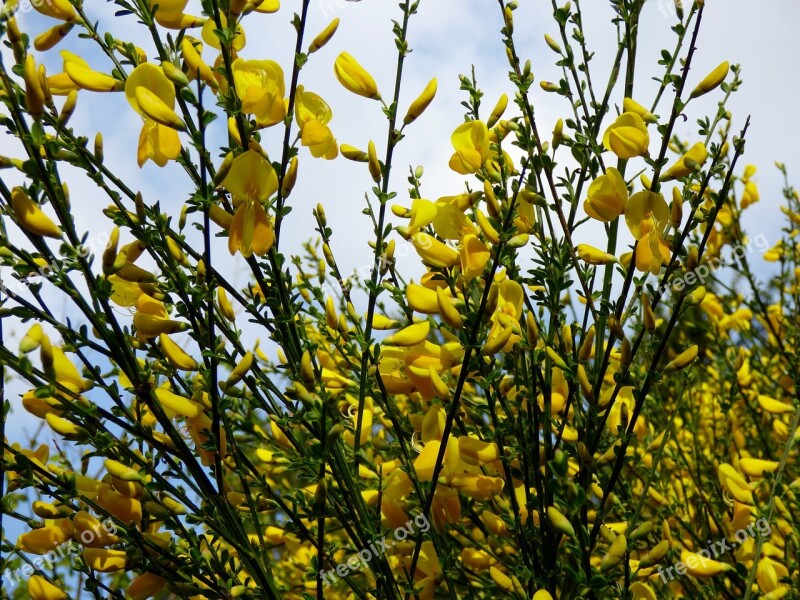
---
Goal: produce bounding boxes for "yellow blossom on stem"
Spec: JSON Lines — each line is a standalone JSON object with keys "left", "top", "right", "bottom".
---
{"left": 603, "top": 112, "right": 650, "bottom": 159}
{"left": 133, "top": 294, "right": 189, "bottom": 339}
{"left": 32, "top": 0, "right": 77, "bottom": 22}
{"left": 201, "top": 14, "right": 245, "bottom": 51}
{"left": 231, "top": 58, "right": 286, "bottom": 127}
{"left": 625, "top": 190, "right": 671, "bottom": 275}
{"left": 584, "top": 167, "right": 628, "bottom": 222}
{"left": 28, "top": 575, "right": 67, "bottom": 600}
{"left": 295, "top": 87, "right": 338, "bottom": 159}
{"left": 449, "top": 121, "right": 491, "bottom": 174}
{"left": 221, "top": 150, "right": 278, "bottom": 257}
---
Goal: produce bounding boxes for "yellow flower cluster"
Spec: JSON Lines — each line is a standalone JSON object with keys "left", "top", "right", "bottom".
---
{"left": 1, "top": 2, "right": 798, "bottom": 600}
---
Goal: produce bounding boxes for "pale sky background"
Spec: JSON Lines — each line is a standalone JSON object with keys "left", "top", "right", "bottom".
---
{"left": 3, "top": 0, "right": 799, "bottom": 441}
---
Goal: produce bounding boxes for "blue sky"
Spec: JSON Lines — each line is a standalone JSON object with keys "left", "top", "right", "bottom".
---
{"left": 3, "top": 0, "right": 799, "bottom": 440}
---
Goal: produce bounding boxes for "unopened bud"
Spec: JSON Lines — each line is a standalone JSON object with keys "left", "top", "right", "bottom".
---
{"left": 162, "top": 61, "right": 190, "bottom": 87}
{"left": 94, "top": 131, "right": 104, "bottom": 164}
{"left": 58, "top": 90, "right": 78, "bottom": 127}
{"left": 309, "top": 18, "right": 339, "bottom": 53}
{"left": 368, "top": 140, "right": 381, "bottom": 182}
{"left": 544, "top": 34, "right": 562, "bottom": 54}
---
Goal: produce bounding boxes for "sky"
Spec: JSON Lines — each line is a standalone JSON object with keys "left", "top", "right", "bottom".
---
{"left": 3, "top": 0, "right": 799, "bottom": 441}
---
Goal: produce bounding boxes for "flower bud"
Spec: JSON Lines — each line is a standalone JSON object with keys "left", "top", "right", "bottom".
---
{"left": 334, "top": 52, "right": 380, "bottom": 100}
{"left": 161, "top": 61, "right": 190, "bottom": 88}
{"left": 690, "top": 61, "right": 729, "bottom": 99}
{"left": 503, "top": 6, "right": 514, "bottom": 33}
{"left": 58, "top": 89, "right": 78, "bottom": 127}
{"left": 578, "top": 364, "right": 593, "bottom": 400}
{"left": 578, "top": 326, "right": 595, "bottom": 361}
{"left": 309, "top": 18, "right": 339, "bottom": 53}
{"left": 622, "top": 97, "right": 657, "bottom": 124}
{"left": 368, "top": 140, "right": 381, "bottom": 182}
{"left": 282, "top": 156, "right": 298, "bottom": 198}
{"left": 92, "top": 131, "right": 104, "bottom": 164}
{"left": 663, "top": 345, "right": 698, "bottom": 372}
{"left": 315, "top": 203, "right": 327, "bottom": 228}
{"left": 552, "top": 118, "right": 564, "bottom": 149}
{"left": 546, "top": 506, "right": 575, "bottom": 538}
{"left": 487, "top": 94, "right": 508, "bottom": 129}
{"left": 642, "top": 293, "right": 656, "bottom": 332}
{"left": 340, "top": 144, "right": 369, "bottom": 162}
{"left": 577, "top": 244, "right": 617, "bottom": 265}
{"left": 404, "top": 78, "right": 437, "bottom": 125}
{"left": 24, "top": 55, "right": 45, "bottom": 119}
{"left": 34, "top": 23, "right": 74, "bottom": 52}
{"left": 544, "top": 33, "right": 562, "bottom": 54}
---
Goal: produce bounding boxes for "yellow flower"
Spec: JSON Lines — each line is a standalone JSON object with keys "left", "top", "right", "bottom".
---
{"left": 232, "top": 59, "right": 286, "bottom": 127}
{"left": 756, "top": 557, "right": 789, "bottom": 593}
{"left": 301, "top": 121, "right": 338, "bottom": 159}
{"left": 146, "top": 0, "right": 204, "bottom": 28}
{"left": 450, "top": 473, "right": 504, "bottom": 500}
{"left": 128, "top": 573, "right": 166, "bottom": 600}
{"left": 449, "top": 121, "right": 490, "bottom": 174}
{"left": 17, "top": 524, "right": 71, "bottom": 554}
{"left": 625, "top": 191, "right": 671, "bottom": 275}
{"left": 405, "top": 541, "right": 441, "bottom": 600}
{"left": 64, "top": 59, "right": 122, "bottom": 92}
{"left": 584, "top": 167, "right": 628, "bottom": 222}
{"left": 136, "top": 121, "right": 182, "bottom": 167}
{"left": 625, "top": 191, "right": 669, "bottom": 240}
{"left": 133, "top": 293, "right": 189, "bottom": 339}
{"left": 202, "top": 14, "right": 245, "bottom": 50}
{"left": 460, "top": 234, "right": 490, "bottom": 280}
{"left": 97, "top": 483, "right": 142, "bottom": 525}
{"left": 83, "top": 548, "right": 127, "bottom": 572}
{"left": 11, "top": 188, "right": 62, "bottom": 238}
{"left": 742, "top": 181, "right": 760, "bottom": 209}
{"left": 221, "top": 150, "right": 278, "bottom": 257}
{"left": 661, "top": 142, "right": 708, "bottom": 181}
{"left": 29, "top": 575, "right": 67, "bottom": 600}
{"left": 187, "top": 412, "right": 227, "bottom": 466}
{"left": 334, "top": 52, "right": 380, "bottom": 99}
{"left": 32, "top": 0, "right": 76, "bottom": 21}
{"left": 126, "top": 64, "right": 183, "bottom": 167}
{"left": 679, "top": 550, "right": 731, "bottom": 578}
{"left": 253, "top": 0, "right": 280, "bottom": 13}
{"left": 634, "top": 218, "right": 671, "bottom": 275}
{"left": 295, "top": 87, "right": 338, "bottom": 159}
{"left": 603, "top": 112, "right": 650, "bottom": 159}
{"left": 412, "top": 233, "right": 459, "bottom": 268}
